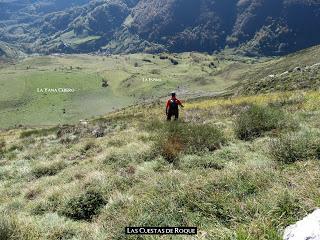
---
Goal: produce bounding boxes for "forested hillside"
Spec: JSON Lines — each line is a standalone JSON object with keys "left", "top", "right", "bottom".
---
{"left": 0, "top": 0, "right": 319, "bottom": 55}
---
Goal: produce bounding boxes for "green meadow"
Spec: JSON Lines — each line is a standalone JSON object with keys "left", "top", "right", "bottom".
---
{"left": 0, "top": 52, "right": 245, "bottom": 128}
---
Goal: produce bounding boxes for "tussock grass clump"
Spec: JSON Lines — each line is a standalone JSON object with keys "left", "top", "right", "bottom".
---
{"left": 0, "top": 216, "right": 14, "bottom": 240}
{"left": 211, "top": 167, "right": 273, "bottom": 200}
{"left": 179, "top": 154, "right": 225, "bottom": 170}
{"left": 107, "top": 139, "right": 126, "bottom": 147}
{"left": 0, "top": 139, "right": 5, "bottom": 158}
{"left": 178, "top": 188, "right": 233, "bottom": 225}
{"left": 81, "top": 141, "right": 96, "bottom": 153}
{"left": 273, "top": 191, "right": 303, "bottom": 227}
{"left": 104, "top": 151, "right": 143, "bottom": 169}
{"left": 8, "top": 144, "right": 23, "bottom": 152}
{"left": 235, "top": 105, "right": 291, "bottom": 141}
{"left": 59, "top": 135, "right": 79, "bottom": 145}
{"left": 104, "top": 152, "right": 132, "bottom": 170}
{"left": 236, "top": 226, "right": 281, "bottom": 240}
{"left": 150, "top": 121, "right": 226, "bottom": 163}
{"left": 60, "top": 189, "right": 107, "bottom": 221}
{"left": 268, "top": 93, "right": 306, "bottom": 108}
{"left": 174, "top": 167, "right": 276, "bottom": 231}
{"left": 270, "top": 131, "right": 320, "bottom": 164}
{"left": 25, "top": 188, "right": 41, "bottom": 200}
{"left": 39, "top": 213, "right": 82, "bottom": 240}
{"left": 20, "top": 127, "right": 58, "bottom": 139}
{"left": 0, "top": 214, "right": 39, "bottom": 240}
{"left": 0, "top": 139, "right": 5, "bottom": 150}
{"left": 31, "top": 193, "right": 62, "bottom": 215}
{"left": 80, "top": 141, "right": 101, "bottom": 156}
{"left": 32, "top": 161, "right": 67, "bottom": 178}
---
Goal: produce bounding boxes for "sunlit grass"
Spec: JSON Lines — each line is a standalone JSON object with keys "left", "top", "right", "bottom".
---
{"left": 1, "top": 90, "right": 320, "bottom": 239}
{"left": 185, "top": 90, "right": 320, "bottom": 111}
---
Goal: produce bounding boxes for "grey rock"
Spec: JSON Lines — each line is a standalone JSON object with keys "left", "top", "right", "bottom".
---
{"left": 92, "top": 128, "right": 105, "bottom": 138}
{"left": 284, "top": 209, "right": 320, "bottom": 240}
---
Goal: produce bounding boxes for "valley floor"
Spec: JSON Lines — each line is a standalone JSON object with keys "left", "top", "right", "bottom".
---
{"left": 0, "top": 52, "right": 244, "bottom": 129}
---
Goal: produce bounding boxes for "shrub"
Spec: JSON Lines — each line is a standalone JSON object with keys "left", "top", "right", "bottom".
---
{"left": 168, "top": 122, "right": 225, "bottom": 153}
{"left": 152, "top": 122, "right": 226, "bottom": 163}
{"left": 270, "top": 131, "right": 320, "bottom": 164}
{"left": 170, "top": 58, "right": 179, "bottom": 65}
{"left": 60, "top": 189, "right": 107, "bottom": 221}
{"left": 32, "top": 161, "right": 67, "bottom": 178}
{"left": 159, "top": 55, "right": 168, "bottom": 60}
{"left": 159, "top": 137, "right": 184, "bottom": 164}
{"left": 235, "top": 105, "right": 289, "bottom": 141}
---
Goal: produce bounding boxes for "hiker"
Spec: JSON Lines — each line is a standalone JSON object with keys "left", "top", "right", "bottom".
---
{"left": 166, "top": 92, "right": 184, "bottom": 121}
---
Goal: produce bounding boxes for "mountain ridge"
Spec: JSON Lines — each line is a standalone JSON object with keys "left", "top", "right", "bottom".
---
{"left": 0, "top": 0, "right": 320, "bottom": 56}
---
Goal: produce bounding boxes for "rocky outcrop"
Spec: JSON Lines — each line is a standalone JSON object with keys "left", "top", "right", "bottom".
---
{"left": 284, "top": 209, "right": 320, "bottom": 240}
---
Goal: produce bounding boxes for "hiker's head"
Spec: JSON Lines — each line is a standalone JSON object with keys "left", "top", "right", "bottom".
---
{"left": 171, "top": 92, "right": 176, "bottom": 97}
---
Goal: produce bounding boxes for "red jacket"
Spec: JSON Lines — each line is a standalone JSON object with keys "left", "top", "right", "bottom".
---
{"left": 166, "top": 97, "right": 183, "bottom": 110}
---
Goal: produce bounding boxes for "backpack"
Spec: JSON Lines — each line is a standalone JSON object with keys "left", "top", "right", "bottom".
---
{"left": 169, "top": 99, "right": 178, "bottom": 110}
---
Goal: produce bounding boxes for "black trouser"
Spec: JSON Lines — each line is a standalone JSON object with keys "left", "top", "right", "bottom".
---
{"left": 167, "top": 109, "right": 179, "bottom": 121}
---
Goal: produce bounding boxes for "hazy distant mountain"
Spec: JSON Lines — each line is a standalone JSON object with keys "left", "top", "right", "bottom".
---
{"left": 0, "top": 0, "right": 319, "bottom": 56}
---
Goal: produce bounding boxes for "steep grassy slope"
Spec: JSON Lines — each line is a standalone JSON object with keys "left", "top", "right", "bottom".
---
{"left": 1, "top": 90, "right": 320, "bottom": 239}
{"left": 232, "top": 45, "right": 320, "bottom": 94}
